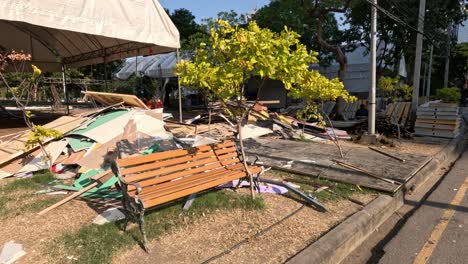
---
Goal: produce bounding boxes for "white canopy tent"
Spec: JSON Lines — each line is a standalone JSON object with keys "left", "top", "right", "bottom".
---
{"left": 0, "top": 0, "right": 180, "bottom": 72}
{"left": 0, "top": 0, "right": 184, "bottom": 120}
{"left": 114, "top": 52, "right": 177, "bottom": 80}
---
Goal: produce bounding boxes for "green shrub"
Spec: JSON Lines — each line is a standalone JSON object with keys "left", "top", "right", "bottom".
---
{"left": 436, "top": 87, "right": 461, "bottom": 104}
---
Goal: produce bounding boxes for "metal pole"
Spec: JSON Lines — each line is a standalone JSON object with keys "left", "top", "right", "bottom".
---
{"left": 443, "top": 24, "right": 451, "bottom": 88}
{"left": 176, "top": 49, "right": 183, "bottom": 122}
{"left": 422, "top": 63, "right": 427, "bottom": 98}
{"left": 426, "top": 44, "right": 433, "bottom": 97}
{"left": 104, "top": 60, "right": 108, "bottom": 90}
{"left": 61, "top": 64, "right": 70, "bottom": 115}
{"left": 411, "top": 0, "right": 426, "bottom": 117}
{"left": 368, "top": 0, "right": 377, "bottom": 135}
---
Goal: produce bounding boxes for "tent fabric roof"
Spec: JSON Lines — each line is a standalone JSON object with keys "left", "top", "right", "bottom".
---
{"left": 114, "top": 52, "right": 177, "bottom": 80}
{"left": 0, "top": 0, "right": 180, "bottom": 72}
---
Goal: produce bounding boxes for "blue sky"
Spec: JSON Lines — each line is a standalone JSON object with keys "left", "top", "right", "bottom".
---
{"left": 159, "top": 0, "right": 270, "bottom": 22}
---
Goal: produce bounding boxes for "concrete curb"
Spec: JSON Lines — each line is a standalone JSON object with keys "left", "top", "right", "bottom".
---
{"left": 287, "top": 129, "right": 468, "bottom": 264}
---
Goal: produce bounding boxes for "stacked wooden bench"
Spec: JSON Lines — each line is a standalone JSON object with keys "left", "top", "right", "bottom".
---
{"left": 112, "top": 140, "right": 262, "bottom": 251}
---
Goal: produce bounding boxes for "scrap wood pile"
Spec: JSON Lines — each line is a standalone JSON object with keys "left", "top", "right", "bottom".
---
{"left": 0, "top": 106, "right": 175, "bottom": 188}
{"left": 364, "top": 101, "right": 413, "bottom": 138}
{"left": 0, "top": 92, "right": 181, "bottom": 208}
{"left": 164, "top": 101, "right": 351, "bottom": 142}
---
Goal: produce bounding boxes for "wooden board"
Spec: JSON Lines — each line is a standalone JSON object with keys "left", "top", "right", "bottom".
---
{"left": 386, "top": 103, "right": 396, "bottom": 118}
{"left": 84, "top": 91, "right": 149, "bottom": 109}
{"left": 416, "top": 118, "right": 459, "bottom": 125}
{"left": 245, "top": 138, "right": 430, "bottom": 193}
{"left": 414, "top": 129, "right": 459, "bottom": 138}
{"left": 415, "top": 122, "right": 459, "bottom": 130}
{"left": 400, "top": 102, "right": 411, "bottom": 126}
{"left": 0, "top": 116, "right": 87, "bottom": 166}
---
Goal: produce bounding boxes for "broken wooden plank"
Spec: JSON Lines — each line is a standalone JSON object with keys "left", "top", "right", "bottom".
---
{"left": 368, "top": 146, "right": 406, "bottom": 162}
{"left": 84, "top": 91, "right": 149, "bottom": 109}
{"left": 37, "top": 170, "right": 111, "bottom": 215}
{"left": 332, "top": 160, "right": 398, "bottom": 185}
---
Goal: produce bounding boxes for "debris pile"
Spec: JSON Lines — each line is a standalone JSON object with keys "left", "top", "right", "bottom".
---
{"left": 360, "top": 102, "right": 412, "bottom": 138}
{"left": 164, "top": 101, "right": 351, "bottom": 142}
{"left": 0, "top": 93, "right": 354, "bottom": 217}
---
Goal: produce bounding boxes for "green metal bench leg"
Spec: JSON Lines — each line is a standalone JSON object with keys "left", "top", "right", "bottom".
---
{"left": 138, "top": 209, "right": 150, "bottom": 253}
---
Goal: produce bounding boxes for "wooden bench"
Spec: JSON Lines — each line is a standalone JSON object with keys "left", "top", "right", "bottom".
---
{"left": 112, "top": 140, "right": 262, "bottom": 252}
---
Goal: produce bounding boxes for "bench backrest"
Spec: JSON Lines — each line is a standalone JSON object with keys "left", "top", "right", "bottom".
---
{"left": 115, "top": 141, "right": 241, "bottom": 191}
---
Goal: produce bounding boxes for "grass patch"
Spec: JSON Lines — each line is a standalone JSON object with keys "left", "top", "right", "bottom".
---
{"left": 0, "top": 170, "right": 60, "bottom": 218}
{"left": 2, "top": 170, "right": 55, "bottom": 192}
{"left": 53, "top": 190, "right": 263, "bottom": 264}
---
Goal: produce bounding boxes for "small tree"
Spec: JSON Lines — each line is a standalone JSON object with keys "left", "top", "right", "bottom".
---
{"left": 0, "top": 50, "right": 62, "bottom": 170}
{"left": 378, "top": 76, "right": 412, "bottom": 102}
{"left": 175, "top": 20, "right": 351, "bottom": 198}
{"left": 436, "top": 87, "right": 461, "bottom": 104}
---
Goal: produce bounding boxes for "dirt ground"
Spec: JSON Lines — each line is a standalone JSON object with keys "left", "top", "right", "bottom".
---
{"left": 0, "top": 174, "right": 376, "bottom": 264}
{"left": 0, "top": 198, "right": 96, "bottom": 264}
{"left": 113, "top": 191, "right": 377, "bottom": 264}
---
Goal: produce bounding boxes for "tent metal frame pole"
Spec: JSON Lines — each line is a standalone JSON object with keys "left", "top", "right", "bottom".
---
{"left": 61, "top": 64, "right": 70, "bottom": 115}
{"left": 104, "top": 58, "right": 108, "bottom": 90}
{"left": 176, "top": 49, "right": 183, "bottom": 122}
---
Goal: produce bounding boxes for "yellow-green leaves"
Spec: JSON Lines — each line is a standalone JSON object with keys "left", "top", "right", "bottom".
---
{"left": 174, "top": 19, "right": 352, "bottom": 117}
{"left": 31, "top": 64, "right": 42, "bottom": 76}
{"left": 378, "top": 76, "right": 412, "bottom": 101}
{"left": 25, "top": 125, "right": 62, "bottom": 150}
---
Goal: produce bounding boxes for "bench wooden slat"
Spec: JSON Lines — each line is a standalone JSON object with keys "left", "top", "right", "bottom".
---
{"left": 127, "top": 161, "right": 243, "bottom": 192}
{"left": 139, "top": 170, "right": 245, "bottom": 201}
{"left": 117, "top": 141, "right": 235, "bottom": 167}
{"left": 121, "top": 147, "right": 237, "bottom": 175}
{"left": 139, "top": 165, "right": 261, "bottom": 199}
{"left": 129, "top": 164, "right": 242, "bottom": 198}
{"left": 126, "top": 156, "right": 241, "bottom": 183}
{"left": 129, "top": 163, "right": 246, "bottom": 196}
{"left": 128, "top": 162, "right": 261, "bottom": 193}
{"left": 142, "top": 170, "right": 248, "bottom": 208}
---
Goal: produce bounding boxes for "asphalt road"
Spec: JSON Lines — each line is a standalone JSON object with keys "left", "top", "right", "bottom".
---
{"left": 344, "top": 149, "right": 468, "bottom": 264}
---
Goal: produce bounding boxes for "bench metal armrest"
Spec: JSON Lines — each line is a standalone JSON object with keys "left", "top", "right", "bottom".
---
{"left": 111, "top": 160, "right": 142, "bottom": 196}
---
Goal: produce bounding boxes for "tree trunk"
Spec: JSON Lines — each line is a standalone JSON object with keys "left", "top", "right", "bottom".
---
{"left": 237, "top": 119, "right": 255, "bottom": 199}
{"left": 315, "top": 12, "right": 348, "bottom": 120}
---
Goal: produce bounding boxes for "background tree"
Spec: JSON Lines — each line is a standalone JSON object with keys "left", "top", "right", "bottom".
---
{"left": 175, "top": 20, "right": 351, "bottom": 198}
{"left": 347, "top": 0, "right": 465, "bottom": 87}
{"left": 254, "top": 0, "right": 354, "bottom": 67}
{"left": 0, "top": 51, "right": 62, "bottom": 169}
{"left": 168, "top": 8, "right": 201, "bottom": 49}
{"left": 449, "top": 42, "right": 468, "bottom": 90}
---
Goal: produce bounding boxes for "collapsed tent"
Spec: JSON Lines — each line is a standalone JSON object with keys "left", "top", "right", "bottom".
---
{"left": 0, "top": 0, "right": 180, "bottom": 71}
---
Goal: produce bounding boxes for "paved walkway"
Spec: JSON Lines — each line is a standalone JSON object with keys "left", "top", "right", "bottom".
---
{"left": 379, "top": 149, "right": 468, "bottom": 264}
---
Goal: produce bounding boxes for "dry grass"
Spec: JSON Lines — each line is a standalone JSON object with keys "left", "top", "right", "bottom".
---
{"left": 0, "top": 169, "right": 377, "bottom": 264}
{"left": 0, "top": 172, "right": 96, "bottom": 263}
{"left": 113, "top": 191, "right": 377, "bottom": 264}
